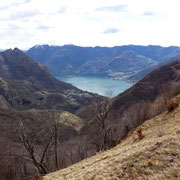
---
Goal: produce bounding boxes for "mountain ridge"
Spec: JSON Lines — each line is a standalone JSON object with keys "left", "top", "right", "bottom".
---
{"left": 0, "top": 48, "right": 99, "bottom": 112}
{"left": 27, "top": 44, "right": 180, "bottom": 81}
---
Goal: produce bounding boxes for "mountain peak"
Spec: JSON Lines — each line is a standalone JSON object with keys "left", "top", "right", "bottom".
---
{"left": 0, "top": 48, "right": 98, "bottom": 112}
{"left": 14, "top": 47, "right": 20, "bottom": 51}
{"left": 5, "top": 47, "right": 22, "bottom": 53}
{"left": 0, "top": 47, "right": 66, "bottom": 88}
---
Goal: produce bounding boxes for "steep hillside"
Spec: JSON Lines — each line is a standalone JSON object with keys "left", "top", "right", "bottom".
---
{"left": 25, "top": 45, "right": 60, "bottom": 65}
{"left": 0, "top": 108, "right": 83, "bottom": 141}
{"left": 111, "top": 60, "right": 180, "bottom": 115}
{"left": 0, "top": 48, "right": 98, "bottom": 112}
{"left": 77, "top": 60, "right": 180, "bottom": 142}
{"left": 26, "top": 45, "right": 180, "bottom": 80}
{"left": 44, "top": 94, "right": 180, "bottom": 180}
{"left": 0, "top": 108, "right": 84, "bottom": 141}
{"left": 0, "top": 48, "right": 102, "bottom": 179}
{"left": 0, "top": 48, "right": 72, "bottom": 89}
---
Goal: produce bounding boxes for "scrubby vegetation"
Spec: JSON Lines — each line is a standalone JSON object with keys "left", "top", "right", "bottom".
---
{"left": 44, "top": 94, "right": 180, "bottom": 180}
{"left": 1, "top": 79, "right": 179, "bottom": 179}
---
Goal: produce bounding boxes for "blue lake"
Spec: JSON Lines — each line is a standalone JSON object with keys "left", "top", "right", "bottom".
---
{"left": 56, "top": 76, "right": 133, "bottom": 96}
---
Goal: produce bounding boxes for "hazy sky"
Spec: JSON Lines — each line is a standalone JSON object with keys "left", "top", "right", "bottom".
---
{"left": 1, "top": 0, "right": 180, "bottom": 49}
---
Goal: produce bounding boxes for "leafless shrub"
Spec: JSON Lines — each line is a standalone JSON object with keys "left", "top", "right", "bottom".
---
{"left": 122, "top": 102, "right": 150, "bottom": 128}
{"left": 158, "top": 82, "right": 180, "bottom": 111}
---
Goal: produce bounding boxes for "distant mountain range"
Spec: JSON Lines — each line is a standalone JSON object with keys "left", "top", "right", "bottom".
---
{"left": 27, "top": 45, "right": 180, "bottom": 82}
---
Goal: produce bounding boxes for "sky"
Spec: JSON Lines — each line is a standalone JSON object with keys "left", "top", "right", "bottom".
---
{"left": 1, "top": 0, "right": 180, "bottom": 49}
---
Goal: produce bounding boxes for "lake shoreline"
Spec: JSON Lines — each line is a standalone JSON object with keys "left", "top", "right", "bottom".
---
{"left": 56, "top": 75, "right": 132, "bottom": 96}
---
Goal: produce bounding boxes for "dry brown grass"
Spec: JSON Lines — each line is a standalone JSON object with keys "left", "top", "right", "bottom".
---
{"left": 44, "top": 95, "right": 180, "bottom": 180}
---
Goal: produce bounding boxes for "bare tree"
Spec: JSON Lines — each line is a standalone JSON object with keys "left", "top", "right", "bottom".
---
{"left": 50, "top": 112, "right": 59, "bottom": 171}
{"left": 14, "top": 119, "right": 54, "bottom": 175}
{"left": 6, "top": 113, "right": 63, "bottom": 176}
{"left": 87, "top": 92, "right": 120, "bottom": 151}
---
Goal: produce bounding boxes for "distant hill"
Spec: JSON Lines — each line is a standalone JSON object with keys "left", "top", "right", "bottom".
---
{"left": 76, "top": 51, "right": 157, "bottom": 76}
{"left": 126, "top": 55, "right": 180, "bottom": 82}
{"left": 0, "top": 48, "right": 98, "bottom": 112}
{"left": 27, "top": 45, "right": 180, "bottom": 80}
{"left": 111, "top": 60, "right": 180, "bottom": 114}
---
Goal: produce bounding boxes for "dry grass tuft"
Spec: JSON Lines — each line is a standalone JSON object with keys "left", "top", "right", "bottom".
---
{"left": 136, "top": 128, "right": 144, "bottom": 140}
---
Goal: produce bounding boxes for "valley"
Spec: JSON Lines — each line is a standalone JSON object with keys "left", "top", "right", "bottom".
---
{"left": 0, "top": 46, "right": 180, "bottom": 180}
{"left": 1, "top": 1, "right": 180, "bottom": 179}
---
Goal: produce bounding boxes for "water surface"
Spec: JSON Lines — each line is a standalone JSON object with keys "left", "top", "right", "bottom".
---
{"left": 56, "top": 76, "right": 133, "bottom": 96}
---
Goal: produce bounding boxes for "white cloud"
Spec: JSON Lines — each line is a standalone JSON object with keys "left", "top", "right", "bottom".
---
{"left": 95, "top": 5, "right": 128, "bottom": 12}
{"left": 0, "top": 0, "right": 180, "bottom": 49}
{"left": 9, "top": 10, "right": 40, "bottom": 20}
{"left": 142, "top": 11, "right": 154, "bottom": 16}
{"left": 103, "top": 28, "right": 120, "bottom": 34}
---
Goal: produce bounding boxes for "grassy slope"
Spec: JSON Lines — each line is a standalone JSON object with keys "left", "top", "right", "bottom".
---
{"left": 45, "top": 95, "right": 180, "bottom": 180}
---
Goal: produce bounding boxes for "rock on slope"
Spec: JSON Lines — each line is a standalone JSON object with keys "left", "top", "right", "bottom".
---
{"left": 44, "top": 94, "right": 180, "bottom": 180}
